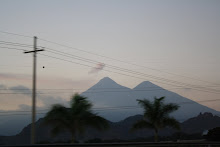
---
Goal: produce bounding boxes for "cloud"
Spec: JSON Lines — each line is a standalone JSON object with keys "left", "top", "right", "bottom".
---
{"left": 0, "top": 72, "right": 95, "bottom": 91}
{"left": 0, "top": 84, "right": 70, "bottom": 111}
{"left": 18, "top": 104, "right": 48, "bottom": 112}
{"left": 0, "top": 84, "right": 7, "bottom": 89}
{"left": 9, "top": 85, "right": 70, "bottom": 107}
{"left": 18, "top": 104, "right": 32, "bottom": 111}
{"left": 38, "top": 95, "right": 69, "bottom": 107}
{"left": 0, "top": 75, "right": 97, "bottom": 111}
{"left": 9, "top": 85, "right": 32, "bottom": 96}
{"left": 89, "top": 63, "right": 105, "bottom": 74}
{"left": 38, "top": 77, "right": 94, "bottom": 89}
{"left": 183, "top": 88, "right": 192, "bottom": 91}
{"left": 0, "top": 72, "right": 31, "bottom": 82}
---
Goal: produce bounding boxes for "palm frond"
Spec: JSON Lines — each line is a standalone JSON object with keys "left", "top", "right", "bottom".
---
{"left": 157, "top": 96, "right": 165, "bottom": 101}
{"left": 162, "top": 103, "right": 179, "bottom": 116}
{"left": 132, "top": 119, "right": 154, "bottom": 131}
{"left": 137, "top": 99, "right": 153, "bottom": 116}
{"left": 44, "top": 104, "right": 72, "bottom": 137}
{"left": 154, "top": 97, "right": 165, "bottom": 117}
{"left": 44, "top": 104, "right": 69, "bottom": 125}
{"left": 137, "top": 99, "right": 152, "bottom": 109}
{"left": 163, "top": 117, "right": 180, "bottom": 130}
{"left": 71, "top": 94, "right": 92, "bottom": 114}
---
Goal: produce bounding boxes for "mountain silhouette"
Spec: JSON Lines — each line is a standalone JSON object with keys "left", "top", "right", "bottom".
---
{"left": 133, "top": 81, "right": 163, "bottom": 90}
{"left": 82, "top": 77, "right": 220, "bottom": 122}
{"left": 0, "top": 77, "right": 219, "bottom": 136}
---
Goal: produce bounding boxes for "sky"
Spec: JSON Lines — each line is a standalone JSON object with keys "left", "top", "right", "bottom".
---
{"left": 0, "top": 0, "right": 220, "bottom": 114}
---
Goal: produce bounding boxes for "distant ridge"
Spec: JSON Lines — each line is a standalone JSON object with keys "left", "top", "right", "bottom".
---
{"left": 1, "top": 112, "right": 220, "bottom": 145}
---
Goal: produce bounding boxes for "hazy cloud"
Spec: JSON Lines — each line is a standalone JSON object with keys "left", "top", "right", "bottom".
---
{"left": 89, "top": 63, "right": 105, "bottom": 74}
{"left": 38, "top": 95, "right": 68, "bottom": 107}
{"left": 9, "top": 85, "right": 32, "bottom": 96}
{"left": 0, "top": 84, "right": 69, "bottom": 111}
{"left": 0, "top": 72, "right": 31, "bottom": 81}
{"left": 183, "top": 88, "right": 192, "bottom": 91}
{"left": 18, "top": 104, "right": 32, "bottom": 111}
{"left": 0, "top": 72, "right": 95, "bottom": 91}
{"left": 0, "top": 84, "right": 7, "bottom": 89}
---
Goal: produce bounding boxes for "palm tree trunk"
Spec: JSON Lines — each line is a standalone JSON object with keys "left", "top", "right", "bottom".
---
{"left": 154, "top": 128, "right": 159, "bottom": 142}
{"left": 71, "top": 133, "right": 75, "bottom": 143}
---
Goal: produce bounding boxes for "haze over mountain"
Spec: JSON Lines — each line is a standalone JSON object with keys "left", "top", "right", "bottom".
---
{"left": 0, "top": 77, "right": 219, "bottom": 136}
{"left": 82, "top": 77, "right": 220, "bottom": 122}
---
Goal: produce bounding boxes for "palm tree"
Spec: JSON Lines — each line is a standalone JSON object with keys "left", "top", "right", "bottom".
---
{"left": 132, "top": 96, "right": 180, "bottom": 142}
{"left": 44, "top": 93, "right": 109, "bottom": 143}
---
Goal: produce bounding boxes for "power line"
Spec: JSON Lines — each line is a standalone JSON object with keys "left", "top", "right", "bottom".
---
{"left": 1, "top": 39, "right": 219, "bottom": 92}
{"left": 0, "top": 30, "right": 32, "bottom": 38}
{"left": 0, "top": 88, "right": 194, "bottom": 94}
{"left": 1, "top": 38, "right": 220, "bottom": 94}
{"left": 45, "top": 49, "right": 186, "bottom": 85}
{"left": 1, "top": 87, "right": 220, "bottom": 95}
{"left": 0, "top": 41, "right": 33, "bottom": 48}
{"left": 39, "top": 53, "right": 190, "bottom": 90}
{"left": 0, "top": 46, "right": 26, "bottom": 51}
{"left": 1, "top": 42, "right": 219, "bottom": 94}
{"left": 38, "top": 52, "right": 220, "bottom": 94}
{"left": 38, "top": 38, "right": 220, "bottom": 86}
{"left": 1, "top": 31, "right": 219, "bottom": 86}
{"left": 0, "top": 85, "right": 219, "bottom": 91}
{"left": 1, "top": 98, "right": 220, "bottom": 116}
{"left": 41, "top": 46, "right": 220, "bottom": 93}
{"left": 0, "top": 113, "right": 45, "bottom": 116}
{"left": 0, "top": 109, "right": 48, "bottom": 113}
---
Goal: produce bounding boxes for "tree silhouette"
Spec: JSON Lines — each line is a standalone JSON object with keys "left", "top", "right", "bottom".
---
{"left": 44, "top": 93, "right": 109, "bottom": 143}
{"left": 132, "top": 96, "right": 180, "bottom": 142}
{"left": 205, "top": 127, "right": 220, "bottom": 141}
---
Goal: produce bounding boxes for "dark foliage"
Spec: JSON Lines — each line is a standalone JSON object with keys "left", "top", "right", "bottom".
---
{"left": 205, "top": 127, "right": 220, "bottom": 141}
{"left": 44, "top": 93, "right": 109, "bottom": 142}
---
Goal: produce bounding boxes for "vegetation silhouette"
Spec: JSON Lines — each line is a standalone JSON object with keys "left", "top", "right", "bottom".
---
{"left": 132, "top": 96, "right": 180, "bottom": 142}
{"left": 44, "top": 93, "right": 109, "bottom": 143}
{"left": 205, "top": 127, "right": 220, "bottom": 141}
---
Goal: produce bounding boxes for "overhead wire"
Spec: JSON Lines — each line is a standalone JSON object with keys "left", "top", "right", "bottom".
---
{"left": 0, "top": 41, "right": 33, "bottom": 48}
{"left": 0, "top": 39, "right": 219, "bottom": 94}
{"left": 38, "top": 38, "right": 220, "bottom": 86}
{"left": 39, "top": 52, "right": 205, "bottom": 93}
{"left": 1, "top": 98, "right": 220, "bottom": 116}
{"left": 1, "top": 32, "right": 220, "bottom": 116}
{"left": 1, "top": 38, "right": 220, "bottom": 91}
{"left": 0, "top": 88, "right": 195, "bottom": 95}
{"left": 1, "top": 86, "right": 220, "bottom": 95}
{"left": 0, "top": 46, "right": 26, "bottom": 51}
{"left": 0, "top": 30, "right": 32, "bottom": 38}
{"left": 0, "top": 85, "right": 219, "bottom": 91}
{"left": 39, "top": 46, "right": 220, "bottom": 92}
{"left": 1, "top": 30, "right": 219, "bottom": 86}
{"left": 39, "top": 50, "right": 220, "bottom": 94}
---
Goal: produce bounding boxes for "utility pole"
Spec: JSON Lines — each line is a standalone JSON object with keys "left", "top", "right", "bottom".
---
{"left": 24, "top": 36, "right": 44, "bottom": 144}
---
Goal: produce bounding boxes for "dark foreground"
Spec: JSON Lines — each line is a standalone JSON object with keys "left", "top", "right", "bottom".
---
{"left": 1, "top": 142, "right": 220, "bottom": 147}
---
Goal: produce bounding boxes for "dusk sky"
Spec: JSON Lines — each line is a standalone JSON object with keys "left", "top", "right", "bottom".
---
{"left": 0, "top": 0, "right": 220, "bottom": 113}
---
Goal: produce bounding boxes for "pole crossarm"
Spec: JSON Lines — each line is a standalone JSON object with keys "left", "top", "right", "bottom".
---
{"left": 24, "top": 49, "right": 44, "bottom": 54}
